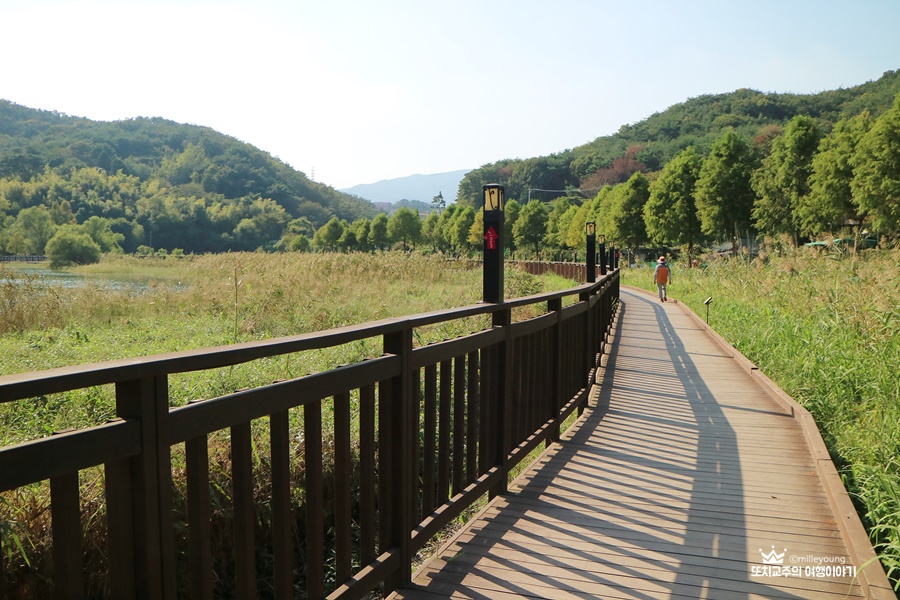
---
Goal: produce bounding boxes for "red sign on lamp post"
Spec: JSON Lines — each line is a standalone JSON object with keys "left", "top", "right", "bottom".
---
{"left": 484, "top": 226, "right": 498, "bottom": 250}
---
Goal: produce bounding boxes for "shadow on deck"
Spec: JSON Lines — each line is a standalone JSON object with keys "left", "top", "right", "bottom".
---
{"left": 392, "top": 288, "right": 892, "bottom": 599}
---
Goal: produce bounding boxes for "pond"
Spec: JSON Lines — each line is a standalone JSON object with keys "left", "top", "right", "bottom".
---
{"left": 1, "top": 266, "right": 186, "bottom": 294}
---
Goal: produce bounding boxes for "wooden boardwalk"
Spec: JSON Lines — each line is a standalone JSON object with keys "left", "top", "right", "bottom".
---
{"left": 391, "top": 287, "right": 893, "bottom": 599}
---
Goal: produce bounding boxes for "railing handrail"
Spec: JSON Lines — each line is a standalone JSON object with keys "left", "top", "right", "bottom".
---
{"left": 0, "top": 281, "right": 597, "bottom": 403}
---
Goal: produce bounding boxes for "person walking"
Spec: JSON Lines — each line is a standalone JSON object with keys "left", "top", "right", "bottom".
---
{"left": 653, "top": 256, "right": 671, "bottom": 302}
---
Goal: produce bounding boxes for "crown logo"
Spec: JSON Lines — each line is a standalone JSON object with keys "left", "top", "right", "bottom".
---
{"left": 759, "top": 546, "right": 786, "bottom": 565}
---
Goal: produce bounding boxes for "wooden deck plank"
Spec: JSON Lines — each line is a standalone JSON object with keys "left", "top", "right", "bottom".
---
{"left": 391, "top": 288, "right": 883, "bottom": 599}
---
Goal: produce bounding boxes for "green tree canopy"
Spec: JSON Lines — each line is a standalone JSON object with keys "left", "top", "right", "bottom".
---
{"left": 544, "top": 197, "right": 574, "bottom": 251}
{"left": 608, "top": 172, "right": 650, "bottom": 250}
{"left": 751, "top": 115, "right": 822, "bottom": 238}
{"left": 313, "top": 216, "right": 345, "bottom": 251}
{"left": 387, "top": 207, "right": 421, "bottom": 250}
{"left": 513, "top": 200, "right": 549, "bottom": 256}
{"left": 45, "top": 225, "right": 102, "bottom": 267}
{"left": 695, "top": 130, "right": 757, "bottom": 244}
{"left": 851, "top": 93, "right": 900, "bottom": 233}
{"left": 644, "top": 147, "right": 703, "bottom": 254}
{"left": 421, "top": 211, "right": 441, "bottom": 251}
{"left": 79, "top": 215, "right": 125, "bottom": 252}
{"left": 802, "top": 113, "right": 872, "bottom": 236}
{"left": 10, "top": 205, "right": 57, "bottom": 254}
{"left": 449, "top": 206, "right": 476, "bottom": 254}
{"left": 368, "top": 213, "right": 389, "bottom": 250}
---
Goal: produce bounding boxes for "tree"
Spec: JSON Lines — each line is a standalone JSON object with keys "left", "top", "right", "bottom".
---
{"left": 314, "top": 216, "right": 345, "bottom": 251}
{"left": 338, "top": 224, "right": 358, "bottom": 251}
{"left": 449, "top": 206, "right": 476, "bottom": 254}
{"left": 751, "top": 115, "right": 821, "bottom": 240}
{"left": 565, "top": 202, "right": 591, "bottom": 253}
{"left": 387, "top": 207, "right": 421, "bottom": 250}
{"left": 350, "top": 218, "right": 371, "bottom": 252}
{"left": 368, "top": 213, "right": 389, "bottom": 250}
{"left": 79, "top": 215, "right": 125, "bottom": 253}
{"left": 801, "top": 113, "right": 871, "bottom": 237}
{"left": 422, "top": 211, "right": 441, "bottom": 251}
{"left": 645, "top": 147, "right": 703, "bottom": 257}
{"left": 45, "top": 225, "right": 102, "bottom": 267}
{"left": 436, "top": 204, "right": 459, "bottom": 252}
{"left": 852, "top": 94, "right": 900, "bottom": 234}
{"left": 503, "top": 199, "right": 522, "bottom": 252}
{"left": 588, "top": 186, "right": 616, "bottom": 237}
{"left": 608, "top": 172, "right": 650, "bottom": 252}
{"left": 695, "top": 131, "right": 757, "bottom": 246}
{"left": 467, "top": 209, "right": 484, "bottom": 249}
{"left": 289, "top": 234, "right": 310, "bottom": 252}
{"left": 9, "top": 205, "right": 57, "bottom": 254}
{"left": 513, "top": 200, "right": 548, "bottom": 256}
{"left": 544, "top": 197, "right": 573, "bottom": 254}
{"left": 431, "top": 191, "right": 445, "bottom": 213}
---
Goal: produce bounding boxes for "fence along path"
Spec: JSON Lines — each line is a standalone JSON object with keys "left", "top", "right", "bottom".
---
{"left": 0, "top": 268, "right": 618, "bottom": 599}
{"left": 392, "top": 287, "right": 893, "bottom": 600}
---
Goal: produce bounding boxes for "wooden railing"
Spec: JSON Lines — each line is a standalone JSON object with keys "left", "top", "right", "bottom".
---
{"left": 0, "top": 269, "right": 619, "bottom": 599}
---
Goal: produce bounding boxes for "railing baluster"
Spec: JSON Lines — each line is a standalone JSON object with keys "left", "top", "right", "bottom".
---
{"left": 466, "top": 351, "right": 479, "bottom": 485}
{"left": 305, "top": 400, "right": 324, "bottom": 599}
{"left": 377, "top": 378, "right": 393, "bottom": 557}
{"left": 104, "top": 455, "right": 136, "bottom": 600}
{"left": 231, "top": 422, "right": 256, "bottom": 600}
{"left": 270, "top": 410, "right": 293, "bottom": 599}
{"left": 437, "top": 359, "right": 451, "bottom": 503}
{"left": 422, "top": 364, "right": 437, "bottom": 514}
{"left": 50, "top": 472, "right": 82, "bottom": 599}
{"left": 452, "top": 355, "right": 465, "bottom": 496}
{"left": 186, "top": 434, "right": 213, "bottom": 600}
{"left": 334, "top": 391, "right": 352, "bottom": 584}
{"left": 359, "top": 384, "right": 377, "bottom": 565}
{"left": 478, "top": 346, "right": 491, "bottom": 477}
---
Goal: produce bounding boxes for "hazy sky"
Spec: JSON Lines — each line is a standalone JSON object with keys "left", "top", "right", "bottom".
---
{"left": 2, "top": 0, "right": 899, "bottom": 189}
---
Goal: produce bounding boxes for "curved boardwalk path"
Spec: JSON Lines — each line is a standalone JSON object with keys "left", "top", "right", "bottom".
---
{"left": 391, "top": 287, "right": 893, "bottom": 599}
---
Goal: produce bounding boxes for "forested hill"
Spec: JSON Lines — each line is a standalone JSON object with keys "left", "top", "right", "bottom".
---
{"left": 0, "top": 101, "right": 377, "bottom": 253}
{"left": 457, "top": 69, "right": 900, "bottom": 206}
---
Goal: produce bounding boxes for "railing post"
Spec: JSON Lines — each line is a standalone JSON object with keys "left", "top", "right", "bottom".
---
{"left": 548, "top": 298, "right": 564, "bottom": 443}
{"left": 109, "top": 376, "right": 175, "bottom": 600}
{"left": 489, "top": 307, "right": 511, "bottom": 498}
{"left": 383, "top": 326, "right": 414, "bottom": 591}
{"left": 581, "top": 289, "right": 595, "bottom": 416}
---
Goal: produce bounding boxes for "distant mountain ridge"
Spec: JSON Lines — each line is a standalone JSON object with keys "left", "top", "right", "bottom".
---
{"left": 341, "top": 169, "right": 470, "bottom": 205}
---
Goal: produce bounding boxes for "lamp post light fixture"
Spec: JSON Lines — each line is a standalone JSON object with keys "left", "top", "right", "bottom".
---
{"left": 482, "top": 184, "right": 505, "bottom": 303}
{"left": 484, "top": 184, "right": 504, "bottom": 212}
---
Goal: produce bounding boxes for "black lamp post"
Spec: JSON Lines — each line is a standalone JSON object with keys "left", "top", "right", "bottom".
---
{"left": 598, "top": 234, "right": 607, "bottom": 276}
{"left": 585, "top": 222, "right": 596, "bottom": 283}
{"left": 482, "top": 184, "right": 505, "bottom": 303}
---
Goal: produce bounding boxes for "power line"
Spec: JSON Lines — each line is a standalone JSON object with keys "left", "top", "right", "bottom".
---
{"left": 527, "top": 187, "right": 604, "bottom": 202}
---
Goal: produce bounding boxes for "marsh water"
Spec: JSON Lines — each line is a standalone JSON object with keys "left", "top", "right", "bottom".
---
{"left": 2, "top": 265, "right": 183, "bottom": 294}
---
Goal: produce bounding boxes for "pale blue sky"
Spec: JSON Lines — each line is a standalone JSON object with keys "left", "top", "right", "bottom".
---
{"left": 2, "top": 0, "right": 898, "bottom": 189}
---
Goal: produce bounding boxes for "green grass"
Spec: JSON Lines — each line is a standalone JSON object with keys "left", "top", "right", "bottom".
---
{"left": 627, "top": 245, "right": 900, "bottom": 588}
